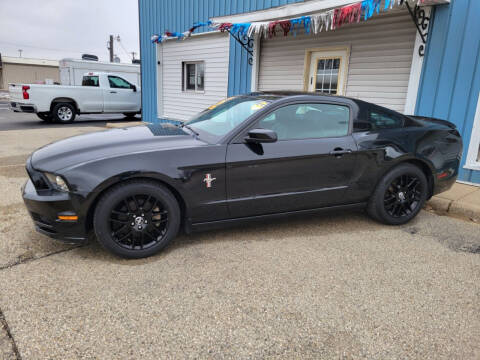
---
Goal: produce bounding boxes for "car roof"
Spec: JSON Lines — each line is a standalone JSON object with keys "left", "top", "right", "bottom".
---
{"left": 245, "top": 91, "right": 400, "bottom": 115}
{"left": 246, "top": 91, "right": 362, "bottom": 104}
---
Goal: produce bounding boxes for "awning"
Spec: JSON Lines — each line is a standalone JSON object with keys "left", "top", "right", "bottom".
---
{"left": 211, "top": 0, "right": 450, "bottom": 24}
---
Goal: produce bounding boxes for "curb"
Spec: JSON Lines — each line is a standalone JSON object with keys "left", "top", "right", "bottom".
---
{"left": 426, "top": 197, "right": 480, "bottom": 224}
{"left": 105, "top": 121, "right": 144, "bottom": 128}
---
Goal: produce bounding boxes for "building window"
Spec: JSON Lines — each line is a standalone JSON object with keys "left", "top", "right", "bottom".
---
{"left": 182, "top": 61, "right": 204, "bottom": 92}
{"left": 315, "top": 59, "right": 341, "bottom": 94}
{"left": 305, "top": 47, "right": 349, "bottom": 95}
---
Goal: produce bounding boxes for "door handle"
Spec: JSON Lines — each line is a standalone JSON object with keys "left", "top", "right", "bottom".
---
{"left": 329, "top": 148, "right": 352, "bottom": 157}
{"left": 110, "top": 91, "right": 117, "bottom": 94}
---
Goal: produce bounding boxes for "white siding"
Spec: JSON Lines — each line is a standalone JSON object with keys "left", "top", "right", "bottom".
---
{"left": 258, "top": 11, "right": 416, "bottom": 112}
{"left": 159, "top": 33, "right": 229, "bottom": 120}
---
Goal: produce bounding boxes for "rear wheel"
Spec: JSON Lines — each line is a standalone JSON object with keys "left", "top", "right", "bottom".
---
{"left": 52, "top": 102, "right": 76, "bottom": 123}
{"left": 367, "top": 164, "right": 428, "bottom": 225}
{"left": 93, "top": 180, "right": 180, "bottom": 258}
{"left": 37, "top": 112, "right": 52, "bottom": 122}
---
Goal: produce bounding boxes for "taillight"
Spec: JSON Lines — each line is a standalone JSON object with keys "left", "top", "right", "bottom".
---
{"left": 22, "top": 85, "right": 30, "bottom": 100}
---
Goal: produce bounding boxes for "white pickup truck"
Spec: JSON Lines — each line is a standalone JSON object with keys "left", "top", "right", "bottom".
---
{"left": 9, "top": 72, "right": 141, "bottom": 123}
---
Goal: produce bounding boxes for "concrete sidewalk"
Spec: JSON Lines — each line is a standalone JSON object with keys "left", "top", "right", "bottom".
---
{"left": 427, "top": 182, "right": 480, "bottom": 223}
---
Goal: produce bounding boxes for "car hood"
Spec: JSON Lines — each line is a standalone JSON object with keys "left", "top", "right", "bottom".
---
{"left": 31, "top": 124, "right": 206, "bottom": 172}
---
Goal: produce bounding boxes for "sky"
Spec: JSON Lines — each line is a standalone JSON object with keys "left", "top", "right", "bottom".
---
{"left": 0, "top": 0, "right": 140, "bottom": 63}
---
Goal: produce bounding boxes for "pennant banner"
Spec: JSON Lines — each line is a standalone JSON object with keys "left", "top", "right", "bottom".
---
{"left": 152, "top": 0, "right": 426, "bottom": 43}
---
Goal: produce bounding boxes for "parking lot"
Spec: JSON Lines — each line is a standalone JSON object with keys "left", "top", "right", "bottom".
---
{"left": 0, "top": 113, "right": 479, "bottom": 359}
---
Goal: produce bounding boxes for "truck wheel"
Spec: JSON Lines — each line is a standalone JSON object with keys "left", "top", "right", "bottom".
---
{"left": 37, "top": 113, "right": 53, "bottom": 122}
{"left": 52, "top": 103, "right": 76, "bottom": 123}
{"left": 123, "top": 112, "right": 137, "bottom": 119}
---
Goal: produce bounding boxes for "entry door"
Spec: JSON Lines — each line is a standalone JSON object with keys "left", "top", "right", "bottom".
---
{"left": 307, "top": 48, "right": 349, "bottom": 95}
{"left": 226, "top": 102, "right": 358, "bottom": 218}
{"left": 103, "top": 75, "right": 139, "bottom": 112}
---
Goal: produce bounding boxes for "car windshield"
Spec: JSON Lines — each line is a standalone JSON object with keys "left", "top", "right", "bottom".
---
{"left": 185, "top": 97, "right": 271, "bottom": 141}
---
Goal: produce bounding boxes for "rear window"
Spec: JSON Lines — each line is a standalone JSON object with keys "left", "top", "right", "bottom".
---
{"left": 368, "top": 108, "right": 404, "bottom": 129}
{"left": 82, "top": 76, "right": 99, "bottom": 87}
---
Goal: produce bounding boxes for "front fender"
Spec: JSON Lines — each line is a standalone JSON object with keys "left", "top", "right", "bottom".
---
{"left": 61, "top": 144, "right": 228, "bottom": 226}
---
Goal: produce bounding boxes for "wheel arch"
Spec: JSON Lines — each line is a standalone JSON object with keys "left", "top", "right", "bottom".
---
{"left": 50, "top": 98, "right": 80, "bottom": 113}
{"left": 376, "top": 157, "right": 434, "bottom": 200}
{"left": 84, "top": 175, "right": 188, "bottom": 235}
{"left": 402, "top": 158, "right": 435, "bottom": 199}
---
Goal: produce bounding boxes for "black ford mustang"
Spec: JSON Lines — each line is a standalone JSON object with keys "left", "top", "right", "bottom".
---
{"left": 22, "top": 92, "right": 462, "bottom": 258}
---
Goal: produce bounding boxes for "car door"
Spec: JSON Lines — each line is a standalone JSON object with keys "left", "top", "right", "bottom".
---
{"left": 103, "top": 75, "right": 139, "bottom": 112}
{"left": 79, "top": 75, "right": 104, "bottom": 112}
{"left": 225, "top": 102, "right": 358, "bottom": 218}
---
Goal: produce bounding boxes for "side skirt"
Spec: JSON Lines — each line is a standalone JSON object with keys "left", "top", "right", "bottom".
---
{"left": 186, "top": 202, "right": 367, "bottom": 233}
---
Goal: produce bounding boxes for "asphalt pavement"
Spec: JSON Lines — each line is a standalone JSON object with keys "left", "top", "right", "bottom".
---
{"left": 0, "top": 116, "right": 479, "bottom": 359}
{"left": 0, "top": 100, "right": 140, "bottom": 131}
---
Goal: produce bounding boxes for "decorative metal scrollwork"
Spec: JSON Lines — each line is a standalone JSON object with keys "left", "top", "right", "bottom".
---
{"left": 404, "top": 1, "right": 430, "bottom": 57}
{"left": 227, "top": 29, "right": 254, "bottom": 65}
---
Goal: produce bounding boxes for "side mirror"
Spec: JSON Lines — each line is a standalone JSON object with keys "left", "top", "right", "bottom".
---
{"left": 132, "top": 85, "right": 137, "bottom": 92}
{"left": 244, "top": 128, "right": 277, "bottom": 143}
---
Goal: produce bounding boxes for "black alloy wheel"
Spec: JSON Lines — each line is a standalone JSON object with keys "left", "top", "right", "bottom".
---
{"left": 94, "top": 180, "right": 180, "bottom": 258}
{"left": 109, "top": 194, "right": 169, "bottom": 250}
{"left": 383, "top": 174, "right": 422, "bottom": 218}
{"left": 367, "top": 163, "right": 428, "bottom": 225}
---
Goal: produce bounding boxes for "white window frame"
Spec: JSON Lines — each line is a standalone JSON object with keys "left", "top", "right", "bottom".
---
{"left": 183, "top": 61, "right": 205, "bottom": 93}
{"left": 303, "top": 46, "right": 350, "bottom": 95}
{"left": 464, "top": 92, "right": 480, "bottom": 171}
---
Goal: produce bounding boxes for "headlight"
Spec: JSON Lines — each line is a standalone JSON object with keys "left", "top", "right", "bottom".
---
{"left": 44, "top": 173, "right": 70, "bottom": 192}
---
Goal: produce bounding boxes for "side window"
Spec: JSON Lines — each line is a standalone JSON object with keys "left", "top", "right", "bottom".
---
{"left": 108, "top": 76, "right": 132, "bottom": 89}
{"left": 368, "top": 109, "right": 404, "bottom": 129}
{"left": 82, "top": 76, "right": 99, "bottom": 87}
{"left": 258, "top": 103, "right": 350, "bottom": 140}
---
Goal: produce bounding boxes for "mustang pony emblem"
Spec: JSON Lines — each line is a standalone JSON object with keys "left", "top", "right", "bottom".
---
{"left": 203, "top": 173, "right": 216, "bottom": 188}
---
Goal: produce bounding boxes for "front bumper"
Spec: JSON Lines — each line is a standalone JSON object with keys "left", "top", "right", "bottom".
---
{"left": 22, "top": 179, "right": 88, "bottom": 244}
{"left": 10, "top": 101, "right": 37, "bottom": 113}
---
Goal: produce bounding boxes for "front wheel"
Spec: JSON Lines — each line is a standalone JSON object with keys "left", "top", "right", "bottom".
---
{"left": 367, "top": 164, "right": 428, "bottom": 225}
{"left": 52, "top": 103, "right": 76, "bottom": 123}
{"left": 93, "top": 180, "right": 181, "bottom": 258}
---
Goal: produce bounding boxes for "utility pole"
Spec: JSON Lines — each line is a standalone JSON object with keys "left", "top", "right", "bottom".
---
{"left": 131, "top": 52, "right": 137, "bottom": 61}
{"left": 18, "top": 49, "right": 23, "bottom": 58}
{"left": 107, "top": 35, "right": 114, "bottom": 62}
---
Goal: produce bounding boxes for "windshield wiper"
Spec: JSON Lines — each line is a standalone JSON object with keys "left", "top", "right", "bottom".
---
{"left": 178, "top": 123, "right": 199, "bottom": 136}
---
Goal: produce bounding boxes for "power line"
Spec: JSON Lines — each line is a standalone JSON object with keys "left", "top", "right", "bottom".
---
{"left": 116, "top": 38, "right": 133, "bottom": 60}
{"left": 0, "top": 40, "right": 98, "bottom": 56}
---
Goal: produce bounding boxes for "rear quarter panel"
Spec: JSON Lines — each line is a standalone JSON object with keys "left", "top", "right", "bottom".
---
{"left": 349, "top": 125, "right": 461, "bottom": 202}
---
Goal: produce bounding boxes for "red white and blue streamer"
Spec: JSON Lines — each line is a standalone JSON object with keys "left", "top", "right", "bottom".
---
{"left": 151, "top": 0, "right": 426, "bottom": 43}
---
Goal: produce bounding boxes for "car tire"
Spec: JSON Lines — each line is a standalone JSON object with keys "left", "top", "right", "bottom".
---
{"left": 37, "top": 112, "right": 53, "bottom": 122}
{"left": 52, "top": 102, "right": 76, "bottom": 123}
{"left": 123, "top": 112, "right": 137, "bottom": 119}
{"left": 93, "top": 180, "right": 181, "bottom": 259}
{"left": 367, "top": 163, "right": 428, "bottom": 225}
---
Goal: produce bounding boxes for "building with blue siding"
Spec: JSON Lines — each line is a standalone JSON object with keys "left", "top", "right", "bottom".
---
{"left": 416, "top": 0, "right": 480, "bottom": 184}
{"left": 139, "top": 0, "right": 479, "bottom": 184}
